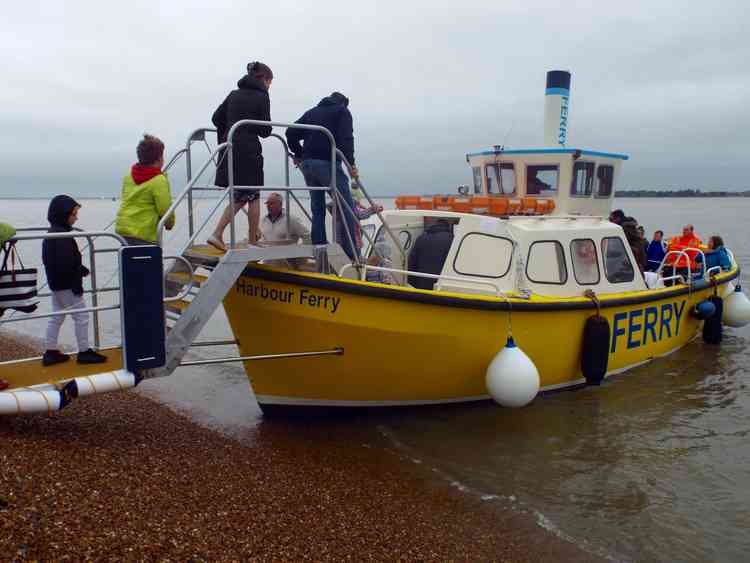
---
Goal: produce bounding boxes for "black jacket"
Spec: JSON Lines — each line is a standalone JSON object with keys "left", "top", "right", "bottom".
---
{"left": 408, "top": 221, "right": 454, "bottom": 290}
{"left": 286, "top": 93, "right": 355, "bottom": 164}
{"left": 42, "top": 195, "right": 88, "bottom": 295}
{"left": 212, "top": 74, "right": 272, "bottom": 187}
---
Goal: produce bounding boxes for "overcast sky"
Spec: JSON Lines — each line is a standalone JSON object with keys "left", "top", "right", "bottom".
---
{"left": 1, "top": 0, "right": 748, "bottom": 198}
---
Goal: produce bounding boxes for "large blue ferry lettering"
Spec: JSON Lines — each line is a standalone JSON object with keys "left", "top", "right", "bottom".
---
{"left": 659, "top": 303, "right": 672, "bottom": 339}
{"left": 642, "top": 307, "right": 659, "bottom": 345}
{"left": 627, "top": 310, "right": 643, "bottom": 349}
{"left": 611, "top": 312, "right": 628, "bottom": 353}
{"left": 610, "top": 300, "right": 687, "bottom": 353}
{"left": 673, "top": 301, "right": 685, "bottom": 336}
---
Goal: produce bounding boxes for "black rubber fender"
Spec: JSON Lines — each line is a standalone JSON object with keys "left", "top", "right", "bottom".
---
{"left": 581, "top": 315, "right": 610, "bottom": 385}
{"left": 702, "top": 295, "right": 723, "bottom": 345}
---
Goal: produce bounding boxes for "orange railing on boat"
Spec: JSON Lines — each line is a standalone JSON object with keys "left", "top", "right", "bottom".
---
{"left": 395, "top": 195, "right": 556, "bottom": 217}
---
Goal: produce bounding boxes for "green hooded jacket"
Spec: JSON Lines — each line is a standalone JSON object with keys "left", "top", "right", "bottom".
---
{"left": 115, "top": 174, "right": 175, "bottom": 243}
{"left": 0, "top": 222, "right": 16, "bottom": 245}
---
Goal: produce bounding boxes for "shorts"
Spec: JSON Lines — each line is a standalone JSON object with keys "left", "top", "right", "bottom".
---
{"left": 233, "top": 189, "right": 260, "bottom": 204}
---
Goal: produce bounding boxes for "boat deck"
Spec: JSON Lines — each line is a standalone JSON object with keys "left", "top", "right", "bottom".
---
{"left": 2, "top": 349, "right": 123, "bottom": 390}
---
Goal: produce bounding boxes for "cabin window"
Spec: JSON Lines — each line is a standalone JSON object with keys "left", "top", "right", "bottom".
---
{"left": 570, "top": 239, "right": 600, "bottom": 285}
{"left": 485, "top": 163, "right": 515, "bottom": 195}
{"left": 526, "top": 241, "right": 567, "bottom": 284}
{"left": 601, "top": 237, "right": 635, "bottom": 283}
{"left": 570, "top": 162, "right": 595, "bottom": 197}
{"left": 596, "top": 165, "right": 614, "bottom": 197}
{"left": 453, "top": 233, "right": 513, "bottom": 278}
{"left": 526, "top": 165, "right": 559, "bottom": 196}
{"left": 472, "top": 167, "right": 483, "bottom": 194}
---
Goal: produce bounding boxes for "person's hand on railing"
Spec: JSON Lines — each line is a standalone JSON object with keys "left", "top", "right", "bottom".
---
{"left": 350, "top": 165, "right": 359, "bottom": 179}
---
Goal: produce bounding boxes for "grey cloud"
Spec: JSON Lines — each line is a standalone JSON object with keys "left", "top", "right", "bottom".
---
{"left": 1, "top": 0, "right": 748, "bottom": 198}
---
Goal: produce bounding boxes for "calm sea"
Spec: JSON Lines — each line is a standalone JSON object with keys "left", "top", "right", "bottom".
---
{"left": 2, "top": 196, "right": 749, "bottom": 562}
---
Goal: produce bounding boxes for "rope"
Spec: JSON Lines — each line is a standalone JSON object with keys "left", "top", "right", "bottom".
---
{"left": 584, "top": 289, "right": 602, "bottom": 316}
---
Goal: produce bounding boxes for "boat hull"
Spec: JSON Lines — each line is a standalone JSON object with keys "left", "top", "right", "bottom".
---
{"left": 222, "top": 265, "right": 738, "bottom": 414}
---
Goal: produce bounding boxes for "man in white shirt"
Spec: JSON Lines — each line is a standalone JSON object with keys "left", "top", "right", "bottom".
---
{"left": 259, "top": 192, "right": 310, "bottom": 243}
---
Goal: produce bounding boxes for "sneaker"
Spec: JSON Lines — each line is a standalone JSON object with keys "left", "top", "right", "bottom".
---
{"left": 42, "top": 350, "right": 70, "bottom": 367}
{"left": 76, "top": 349, "right": 107, "bottom": 364}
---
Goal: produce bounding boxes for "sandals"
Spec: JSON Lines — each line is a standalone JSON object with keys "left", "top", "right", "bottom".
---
{"left": 207, "top": 235, "right": 227, "bottom": 252}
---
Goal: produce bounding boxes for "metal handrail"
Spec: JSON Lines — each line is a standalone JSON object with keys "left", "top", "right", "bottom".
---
{"left": 339, "top": 263, "right": 505, "bottom": 295}
{"left": 335, "top": 148, "right": 406, "bottom": 264}
{"left": 2, "top": 232, "right": 127, "bottom": 345}
{"left": 163, "top": 255, "right": 196, "bottom": 302}
{"left": 163, "top": 148, "right": 188, "bottom": 174}
{"left": 0, "top": 303, "right": 121, "bottom": 324}
{"left": 185, "top": 127, "right": 219, "bottom": 236}
{"left": 157, "top": 142, "right": 228, "bottom": 247}
{"left": 657, "top": 247, "right": 708, "bottom": 285}
{"left": 226, "top": 119, "right": 340, "bottom": 250}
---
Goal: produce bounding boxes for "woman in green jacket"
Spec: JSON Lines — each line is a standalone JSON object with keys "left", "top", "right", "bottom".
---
{"left": 115, "top": 134, "right": 175, "bottom": 245}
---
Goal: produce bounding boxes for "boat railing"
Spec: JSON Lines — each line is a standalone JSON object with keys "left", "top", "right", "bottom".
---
{"left": 656, "top": 248, "right": 709, "bottom": 286}
{"left": 1, "top": 231, "right": 128, "bottom": 351}
{"left": 334, "top": 148, "right": 407, "bottom": 264}
{"left": 158, "top": 119, "right": 391, "bottom": 272}
{"left": 339, "top": 263, "right": 505, "bottom": 296}
{"left": 1, "top": 231, "right": 195, "bottom": 357}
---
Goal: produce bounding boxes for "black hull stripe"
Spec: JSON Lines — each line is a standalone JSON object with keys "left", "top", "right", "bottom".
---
{"left": 240, "top": 265, "right": 740, "bottom": 312}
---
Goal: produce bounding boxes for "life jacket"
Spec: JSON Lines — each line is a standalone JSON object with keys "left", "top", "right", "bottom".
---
{"left": 666, "top": 234, "right": 704, "bottom": 270}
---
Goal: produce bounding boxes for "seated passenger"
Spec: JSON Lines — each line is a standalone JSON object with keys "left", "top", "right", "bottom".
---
{"left": 663, "top": 224, "right": 704, "bottom": 284}
{"left": 407, "top": 218, "right": 454, "bottom": 290}
{"left": 700, "top": 235, "right": 732, "bottom": 272}
{"left": 571, "top": 239, "right": 599, "bottom": 284}
{"left": 259, "top": 192, "right": 310, "bottom": 243}
{"left": 608, "top": 209, "right": 625, "bottom": 226}
{"left": 621, "top": 217, "right": 647, "bottom": 273}
{"left": 365, "top": 242, "right": 396, "bottom": 285}
{"left": 646, "top": 230, "right": 667, "bottom": 272}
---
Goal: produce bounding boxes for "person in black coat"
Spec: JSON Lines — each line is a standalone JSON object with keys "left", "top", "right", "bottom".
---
{"left": 42, "top": 195, "right": 106, "bottom": 366}
{"left": 208, "top": 61, "right": 273, "bottom": 251}
{"left": 407, "top": 219, "right": 454, "bottom": 290}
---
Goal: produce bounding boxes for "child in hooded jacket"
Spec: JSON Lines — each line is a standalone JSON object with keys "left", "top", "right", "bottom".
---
{"left": 42, "top": 195, "right": 106, "bottom": 366}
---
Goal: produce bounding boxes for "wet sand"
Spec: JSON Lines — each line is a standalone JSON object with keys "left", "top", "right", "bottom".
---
{"left": 0, "top": 335, "right": 597, "bottom": 561}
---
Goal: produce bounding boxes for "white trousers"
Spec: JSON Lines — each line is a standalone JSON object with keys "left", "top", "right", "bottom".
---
{"left": 45, "top": 290, "right": 89, "bottom": 352}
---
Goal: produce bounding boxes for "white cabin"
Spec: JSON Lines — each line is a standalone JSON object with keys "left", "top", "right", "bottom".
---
{"left": 465, "top": 147, "right": 628, "bottom": 217}
{"left": 375, "top": 210, "right": 646, "bottom": 298}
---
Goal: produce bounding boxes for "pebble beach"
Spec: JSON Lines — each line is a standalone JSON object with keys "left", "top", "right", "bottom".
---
{"left": 0, "top": 332, "right": 596, "bottom": 561}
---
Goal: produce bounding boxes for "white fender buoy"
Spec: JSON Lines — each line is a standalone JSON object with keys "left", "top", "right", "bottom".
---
{"left": 485, "top": 336, "right": 540, "bottom": 408}
{"left": 723, "top": 285, "right": 750, "bottom": 328}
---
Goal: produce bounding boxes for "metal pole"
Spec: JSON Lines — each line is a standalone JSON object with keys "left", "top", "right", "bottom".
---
{"left": 336, "top": 149, "right": 406, "bottom": 264}
{"left": 227, "top": 139, "right": 236, "bottom": 248}
{"left": 186, "top": 139, "right": 194, "bottom": 238}
{"left": 86, "top": 236, "right": 101, "bottom": 349}
{"left": 178, "top": 347, "right": 344, "bottom": 366}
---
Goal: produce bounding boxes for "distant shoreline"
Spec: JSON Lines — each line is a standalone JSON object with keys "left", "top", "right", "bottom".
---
{"left": 2, "top": 193, "right": 750, "bottom": 200}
